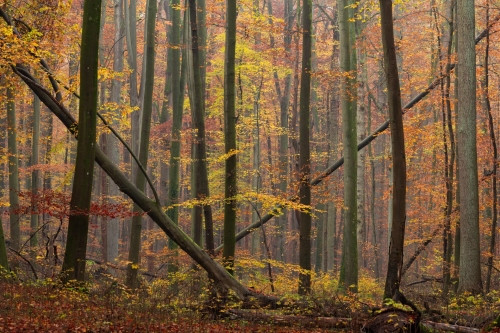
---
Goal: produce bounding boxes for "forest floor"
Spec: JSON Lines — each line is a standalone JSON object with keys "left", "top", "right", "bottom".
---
{"left": 1, "top": 267, "right": 500, "bottom": 332}
{"left": 0, "top": 280, "right": 335, "bottom": 333}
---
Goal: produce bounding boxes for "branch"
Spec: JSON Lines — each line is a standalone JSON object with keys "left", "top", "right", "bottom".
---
{"left": 8, "top": 247, "right": 38, "bottom": 280}
{"left": 421, "top": 321, "right": 479, "bottom": 333}
{"left": 401, "top": 225, "right": 443, "bottom": 277}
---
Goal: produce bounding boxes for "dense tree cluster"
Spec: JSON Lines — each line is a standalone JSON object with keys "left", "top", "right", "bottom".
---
{"left": 0, "top": 0, "right": 498, "bottom": 306}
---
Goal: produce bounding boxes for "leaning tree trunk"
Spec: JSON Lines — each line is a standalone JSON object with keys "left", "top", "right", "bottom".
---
{"left": 61, "top": 0, "right": 101, "bottom": 282}
{"left": 126, "top": 0, "right": 157, "bottom": 289}
{"left": 379, "top": 0, "right": 407, "bottom": 299}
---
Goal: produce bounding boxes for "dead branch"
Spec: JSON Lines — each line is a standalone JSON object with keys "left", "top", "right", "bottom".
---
{"left": 228, "top": 309, "right": 351, "bottom": 329}
{"left": 421, "top": 321, "right": 479, "bottom": 333}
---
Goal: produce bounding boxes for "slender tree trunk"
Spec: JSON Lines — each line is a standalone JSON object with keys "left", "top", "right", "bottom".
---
{"left": 30, "top": 90, "right": 41, "bottom": 250}
{"left": 106, "top": 0, "right": 124, "bottom": 265}
{"left": 189, "top": 0, "right": 214, "bottom": 254}
{"left": 223, "top": 0, "right": 237, "bottom": 274}
{"left": 380, "top": 0, "right": 406, "bottom": 299}
{"left": 124, "top": 0, "right": 140, "bottom": 177}
{"left": 339, "top": 0, "right": 358, "bottom": 293}
{"left": 126, "top": 0, "right": 157, "bottom": 288}
{"left": 298, "top": 0, "right": 312, "bottom": 295}
{"left": 484, "top": 0, "right": 497, "bottom": 293}
{"left": 457, "top": 0, "right": 482, "bottom": 294}
{"left": 165, "top": 0, "right": 184, "bottom": 273}
{"left": 368, "top": 97, "right": 380, "bottom": 280}
{"left": 61, "top": 0, "right": 101, "bottom": 281}
{"left": 267, "top": 0, "right": 292, "bottom": 262}
{"left": 7, "top": 86, "right": 20, "bottom": 268}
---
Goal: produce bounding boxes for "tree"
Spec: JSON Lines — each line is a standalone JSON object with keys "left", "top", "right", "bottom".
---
{"left": 126, "top": 0, "right": 157, "bottom": 289}
{"left": 298, "top": 0, "right": 312, "bottom": 295}
{"left": 105, "top": 0, "right": 124, "bottom": 265}
{"left": 30, "top": 90, "right": 41, "bottom": 251}
{"left": 223, "top": 0, "right": 237, "bottom": 273}
{"left": 338, "top": 0, "right": 358, "bottom": 293}
{"left": 61, "top": 0, "right": 101, "bottom": 281}
{"left": 164, "top": 0, "right": 185, "bottom": 273}
{"left": 189, "top": 0, "right": 215, "bottom": 254}
{"left": 457, "top": 0, "right": 482, "bottom": 294}
{"left": 6, "top": 85, "right": 20, "bottom": 269}
{"left": 379, "top": 0, "right": 406, "bottom": 299}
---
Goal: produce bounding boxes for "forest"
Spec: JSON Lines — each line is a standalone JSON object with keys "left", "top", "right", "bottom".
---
{"left": 1, "top": 0, "right": 500, "bottom": 331}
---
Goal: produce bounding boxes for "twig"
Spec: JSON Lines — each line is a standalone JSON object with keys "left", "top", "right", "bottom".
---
{"left": 8, "top": 247, "right": 38, "bottom": 280}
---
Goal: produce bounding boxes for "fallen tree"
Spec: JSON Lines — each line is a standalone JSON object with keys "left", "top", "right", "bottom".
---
{"left": 0, "top": 7, "right": 284, "bottom": 306}
{"left": 11, "top": 63, "right": 283, "bottom": 306}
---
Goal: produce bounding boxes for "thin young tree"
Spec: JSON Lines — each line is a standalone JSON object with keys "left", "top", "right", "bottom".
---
{"left": 6, "top": 86, "right": 20, "bottom": 268}
{"left": 30, "top": 91, "right": 41, "bottom": 251}
{"left": 61, "top": 0, "right": 101, "bottom": 281}
{"left": 484, "top": 0, "right": 497, "bottom": 293}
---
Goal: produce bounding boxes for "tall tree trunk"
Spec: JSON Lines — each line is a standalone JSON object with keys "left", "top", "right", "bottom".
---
{"left": 484, "top": 0, "right": 497, "bottom": 293}
{"left": 189, "top": 0, "right": 214, "bottom": 254}
{"left": 7, "top": 86, "right": 20, "bottom": 268}
{"left": 165, "top": 0, "right": 184, "bottom": 273}
{"left": 457, "top": 0, "right": 482, "bottom": 294}
{"left": 380, "top": 0, "right": 406, "bottom": 299}
{"left": 61, "top": 0, "right": 101, "bottom": 281}
{"left": 267, "top": 0, "right": 292, "bottom": 262}
{"left": 440, "top": 0, "right": 455, "bottom": 296}
{"left": 126, "top": 0, "right": 157, "bottom": 289}
{"left": 223, "top": 0, "right": 237, "bottom": 274}
{"left": 368, "top": 96, "right": 380, "bottom": 280}
{"left": 339, "top": 0, "right": 358, "bottom": 293}
{"left": 298, "top": 0, "right": 312, "bottom": 295}
{"left": 357, "top": 52, "right": 367, "bottom": 271}
{"left": 106, "top": 0, "right": 124, "bottom": 265}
